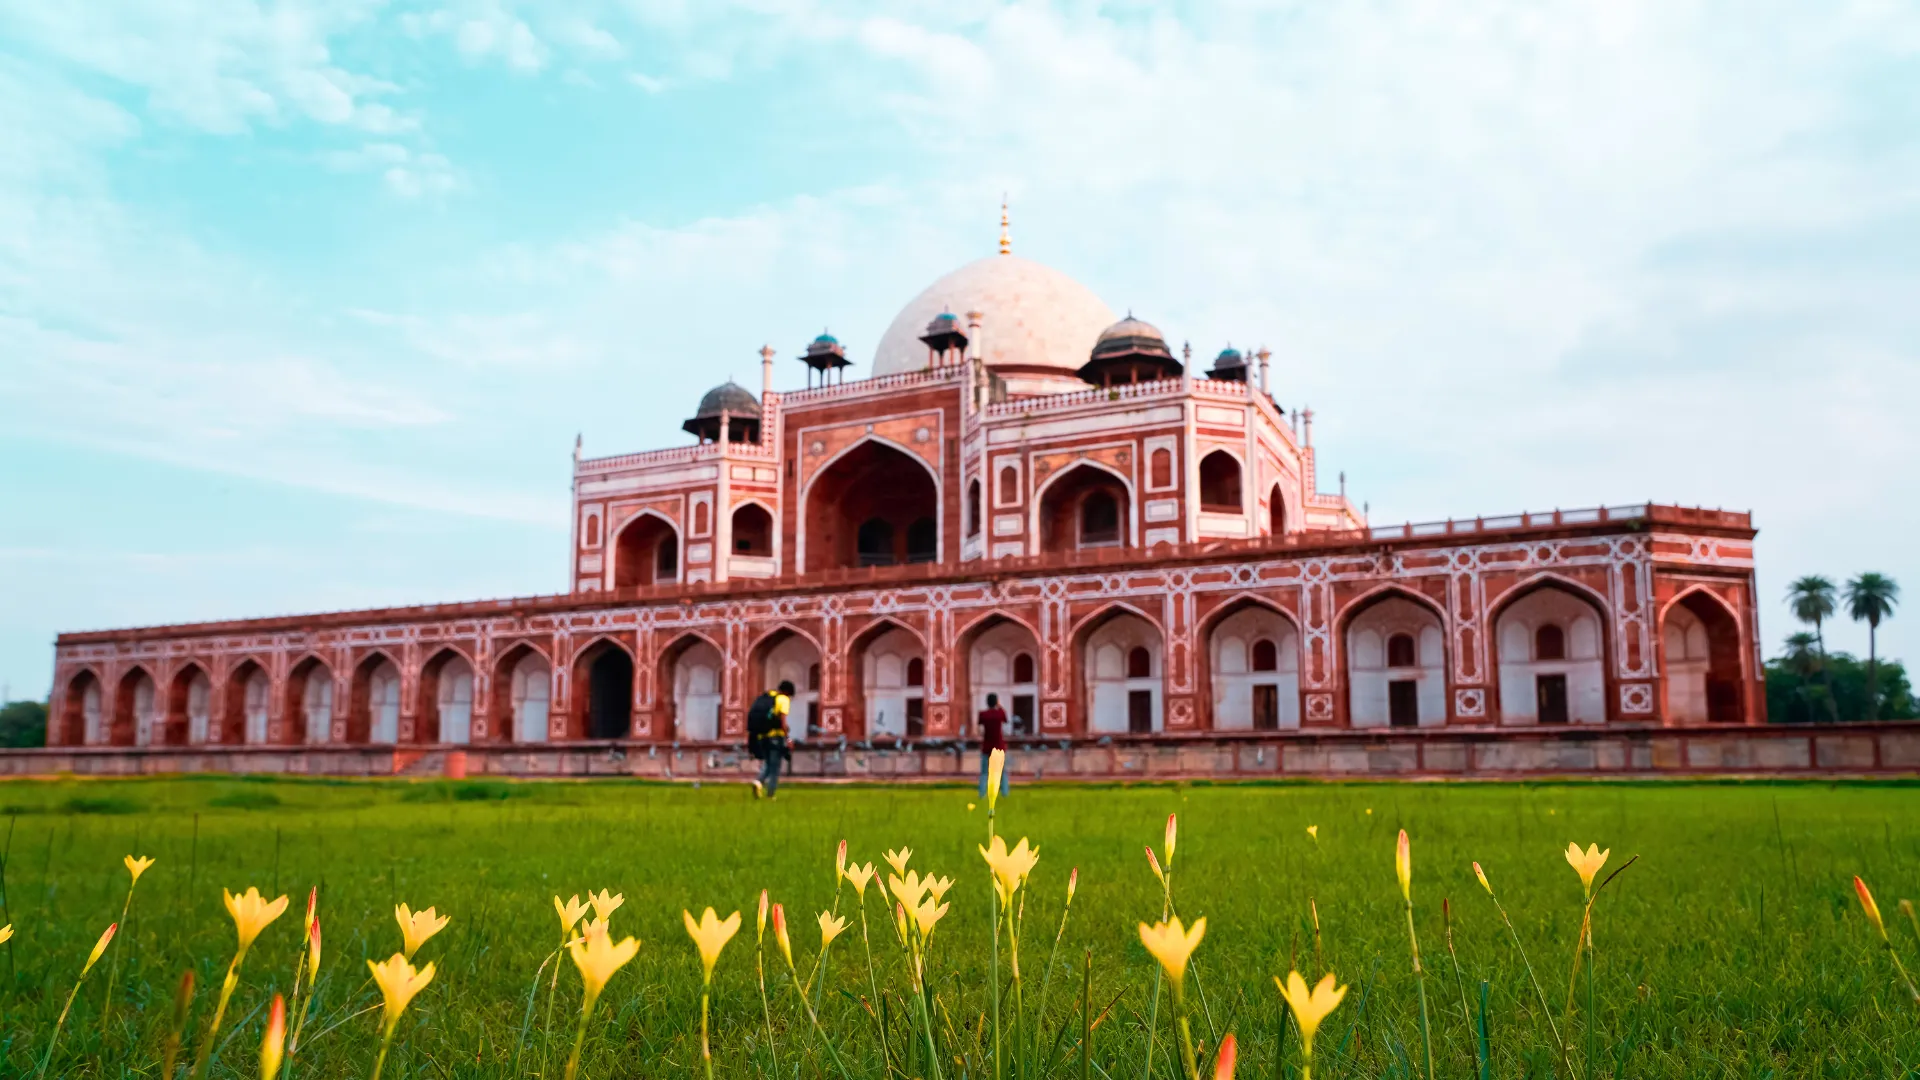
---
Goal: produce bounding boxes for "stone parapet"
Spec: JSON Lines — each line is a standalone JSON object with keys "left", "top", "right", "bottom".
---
{"left": 6, "top": 723, "right": 1915, "bottom": 781}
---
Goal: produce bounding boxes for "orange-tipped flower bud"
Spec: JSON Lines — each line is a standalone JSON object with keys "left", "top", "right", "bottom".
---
{"left": 1856, "top": 876, "right": 1888, "bottom": 940}
{"left": 261, "top": 993, "right": 286, "bottom": 1080}
{"left": 1213, "top": 1032, "right": 1237, "bottom": 1080}
{"left": 1395, "top": 830, "right": 1412, "bottom": 903}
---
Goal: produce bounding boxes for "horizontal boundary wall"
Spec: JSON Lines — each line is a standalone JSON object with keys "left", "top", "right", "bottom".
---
{"left": 5, "top": 723, "right": 1916, "bottom": 782}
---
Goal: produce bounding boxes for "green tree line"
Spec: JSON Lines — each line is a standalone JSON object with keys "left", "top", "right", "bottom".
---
{"left": 1769, "top": 572, "right": 1910, "bottom": 723}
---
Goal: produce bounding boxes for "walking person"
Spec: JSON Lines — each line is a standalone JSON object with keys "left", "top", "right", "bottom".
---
{"left": 978, "top": 691, "right": 1009, "bottom": 799}
{"left": 747, "top": 680, "right": 793, "bottom": 800}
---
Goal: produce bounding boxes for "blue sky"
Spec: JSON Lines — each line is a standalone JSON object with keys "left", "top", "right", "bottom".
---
{"left": 3, "top": 1, "right": 1917, "bottom": 699}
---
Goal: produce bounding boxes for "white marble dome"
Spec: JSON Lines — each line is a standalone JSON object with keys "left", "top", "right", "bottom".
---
{"left": 871, "top": 254, "right": 1116, "bottom": 378}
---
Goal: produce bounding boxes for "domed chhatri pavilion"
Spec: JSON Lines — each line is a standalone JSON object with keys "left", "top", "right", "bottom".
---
{"left": 36, "top": 219, "right": 1793, "bottom": 781}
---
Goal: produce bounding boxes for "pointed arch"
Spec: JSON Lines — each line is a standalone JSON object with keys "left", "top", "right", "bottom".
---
{"left": 489, "top": 640, "right": 554, "bottom": 744}
{"left": 570, "top": 634, "right": 635, "bottom": 741}
{"left": 748, "top": 625, "right": 824, "bottom": 738}
{"left": 416, "top": 645, "right": 477, "bottom": 745}
{"left": 223, "top": 657, "right": 272, "bottom": 745}
{"left": 60, "top": 667, "right": 103, "bottom": 746}
{"left": 800, "top": 435, "right": 943, "bottom": 572}
{"left": 112, "top": 663, "right": 158, "bottom": 747}
{"left": 849, "top": 616, "right": 929, "bottom": 740}
{"left": 958, "top": 612, "right": 1043, "bottom": 737}
{"left": 1490, "top": 574, "right": 1611, "bottom": 726}
{"left": 165, "top": 661, "right": 215, "bottom": 746}
{"left": 349, "top": 648, "right": 404, "bottom": 744}
{"left": 285, "top": 654, "right": 335, "bottom": 746}
{"left": 1340, "top": 584, "right": 1448, "bottom": 729}
{"left": 1032, "top": 458, "right": 1137, "bottom": 554}
{"left": 1073, "top": 602, "right": 1165, "bottom": 735}
{"left": 612, "top": 509, "right": 682, "bottom": 589}
{"left": 658, "top": 630, "right": 726, "bottom": 742}
{"left": 1659, "top": 585, "right": 1747, "bottom": 724}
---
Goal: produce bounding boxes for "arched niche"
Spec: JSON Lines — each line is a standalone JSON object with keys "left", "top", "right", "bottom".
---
{"left": 1208, "top": 602, "right": 1300, "bottom": 730}
{"left": 1494, "top": 583, "right": 1607, "bottom": 725}
{"left": 491, "top": 644, "right": 551, "bottom": 743}
{"left": 613, "top": 513, "right": 680, "bottom": 588}
{"left": 224, "top": 660, "right": 271, "bottom": 745}
{"left": 1344, "top": 592, "right": 1446, "bottom": 728}
{"left": 417, "top": 649, "right": 473, "bottom": 745}
{"left": 1080, "top": 609, "right": 1163, "bottom": 734}
{"left": 804, "top": 440, "right": 939, "bottom": 571}
{"left": 1038, "top": 463, "right": 1132, "bottom": 555}
{"left": 855, "top": 622, "right": 926, "bottom": 739}
{"left": 62, "top": 670, "right": 102, "bottom": 746}
{"left": 752, "top": 629, "right": 821, "bottom": 739}
{"left": 1663, "top": 592, "right": 1745, "bottom": 723}
{"left": 661, "top": 635, "right": 724, "bottom": 742}
{"left": 963, "top": 616, "right": 1041, "bottom": 736}
{"left": 350, "top": 653, "right": 402, "bottom": 744}
{"left": 114, "top": 667, "right": 157, "bottom": 747}
{"left": 286, "top": 657, "right": 334, "bottom": 745}
{"left": 1198, "top": 450, "right": 1243, "bottom": 513}
{"left": 572, "top": 638, "right": 634, "bottom": 740}
{"left": 166, "top": 664, "right": 213, "bottom": 746}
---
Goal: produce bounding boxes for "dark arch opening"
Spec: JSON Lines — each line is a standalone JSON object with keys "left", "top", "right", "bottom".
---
{"left": 732, "top": 503, "right": 773, "bottom": 556}
{"left": 1039, "top": 464, "right": 1130, "bottom": 554}
{"left": 614, "top": 514, "right": 679, "bottom": 588}
{"left": 62, "top": 670, "right": 100, "bottom": 745}
{"left": 1199, "top": 450, "right": 1242, "bottom": 512}
{"left": 807, "top": 441, "right": 938, "bottom": 571}
{"left": 1268, "top": 484, "right": 1286, "bottom": 535}
{"left": 575, "top": 643, "right": 634, "bottom": 740}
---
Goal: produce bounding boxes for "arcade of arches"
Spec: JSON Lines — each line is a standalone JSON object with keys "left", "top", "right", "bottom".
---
{"left": 50, "top": 575, "right": 1760, "bottom": 748}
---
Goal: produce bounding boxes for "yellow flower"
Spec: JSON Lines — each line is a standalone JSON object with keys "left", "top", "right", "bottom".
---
{"left": 1274, "top": 970, "right": 1347, "bottom": 1055}
{"left": 590, "top": 889, "right": 625, "bottom": 922}
{"left": 979, "top": 835, "right": 1041, "bottom": 903}
{"left": 912, "top": 897, "right": 950, "bottom": 941}
{"left": 261, "top": 993, "right": 286, "bottom": 1080}
{"left": 771, "top": 902, "right": 794, "bottom": 968}
{"left": 555, "top": 894, "right": 591, "bottom": 937}
{"left": 1565, "top": 843, "right": 1610, "bottom": 898}
{"left": 1066, "top": 867, "right": 1079, "bottom": 905}
{"left": 0, "top": 924, "right": 11, "bottom": 946}
{"left": 1306, "top": 825, "right": 1318, "bottom": 841}
{"left": 927, "top": 874, "right": 955, "bottom": 904}
{"left": 395, "top": 904, "right": 450, "bottom": 960}
{"left": 967, "top": 803, "right": 976, "bottom": 812}
{"left": 1213, "top": 1032, "right": 1237, "bottom": 1080}
{"left": 817, "top": 910, "right": 848, "bottom": 949}
{"left": 892, "top": 901, "right": 908, "bottom": 943}
{"left": 1395, "top": 830, "right": 1412, "bottom": 903}
{"left": 1473, "top": 862, "right": 1493, "bottom": 895}
{"left": 1855, "top": 876, "right": 1887, "bottom": 940}
{"left": 844, "top": 862, "right": 877, "bottom": 901}
{"left": 836, "top": 839, "right": 848, "bottom": 882}
{"left": 1165, "top": 813, "right": 1178, "bottom": 866}
{"left": 124, "top": 854, "right": 156, "bottom": 884}
{"left": 1138, "top": 916, "right": 1206, "bottom": 996}
{"left": 682, "top": 907, "right": 742, "bottom": 982}
{"left": 368, "top": 953, "right": 436, "bottom": 1030}
{"left": 83, "top": 921, "right": 118, "bottom": 976}
{"left": 884, "top": 848, "right": 913, "bottom": 877}
{"left": 888, "top": 869, "right": 932, "bottom": 911}
{"left": 986, "top": 748, "right": 1006, "bottom": 814}
{"left": 757, "top": 889, "right": 770, "bottom": 942}
{"left": 223, "top": 887, "right": 289, "bottom": 955}
{"left": 568, "top": 921, "right": 640, "bottom": 1005}
{"left": 1145, "top": 846, "right": 1165, "bottom": 886}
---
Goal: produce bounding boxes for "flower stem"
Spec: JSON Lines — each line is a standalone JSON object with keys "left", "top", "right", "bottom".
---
{"left": 99, "top": 882, "right": 136, "bottom": 1033}
{"left": 369, "top": 1020, "right": 396, "bottom": 1080}
{"left": 701, "top": 984, "right": 714, "bottom": 1080}
{"left": 190, "top": 959, "right": 243, "bottom": 1080}
{"left": 758, "top": 940, "right": 780, "bottom": 1077}
{"left": 564, "top": 989, "right": 599, "bottom": 1080}
{"left": 785, "top": 954, "right": 856, "bottom": 1080}
{"left": 1405, "top": 901, "right": 1433, "bottom": 1080}
{"left": 857, "top": 905, "right": 887, "bottom": 1075}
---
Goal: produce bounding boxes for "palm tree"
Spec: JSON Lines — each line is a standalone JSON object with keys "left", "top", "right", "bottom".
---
{"left": 1781, "top": 632, "right": 1823, "bottom": 722}
{"left": 1844, "top": 573, "right": 1901, "bottom": 721}
{"left": 1786, "top": 575, "right": 1839, "bottom": 720}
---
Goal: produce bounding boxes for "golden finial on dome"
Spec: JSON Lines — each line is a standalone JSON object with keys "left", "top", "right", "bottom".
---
{"left": 999, "top": 195, "right": 1010, "bottom": 255}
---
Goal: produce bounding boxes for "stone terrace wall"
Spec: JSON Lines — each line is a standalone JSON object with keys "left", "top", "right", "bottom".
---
{"left": 4, "top": 723, "right": 1915, "bottom": 782}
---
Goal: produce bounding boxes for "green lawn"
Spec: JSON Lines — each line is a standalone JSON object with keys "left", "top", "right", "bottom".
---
{"left": 0, "top": 775, "right": 1915, "bottom": 1079}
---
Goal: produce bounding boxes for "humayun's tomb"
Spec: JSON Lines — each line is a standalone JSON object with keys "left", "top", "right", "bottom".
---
{"left": 22, "top": 224, "right": 1918, "bottom": 780}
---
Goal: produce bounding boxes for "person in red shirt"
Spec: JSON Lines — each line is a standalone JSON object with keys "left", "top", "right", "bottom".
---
{"left": 977, "top": 692, "right": 1009, "bottom": 798}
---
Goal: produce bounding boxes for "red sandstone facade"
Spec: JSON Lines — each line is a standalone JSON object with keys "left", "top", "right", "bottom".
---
{"left": 43, "top": 249, "right": 1769, "bottom": 769}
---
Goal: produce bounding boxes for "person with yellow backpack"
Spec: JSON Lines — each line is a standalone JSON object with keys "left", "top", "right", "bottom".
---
{"left": 746, "top": 680, "right": 793, "bottom": 799}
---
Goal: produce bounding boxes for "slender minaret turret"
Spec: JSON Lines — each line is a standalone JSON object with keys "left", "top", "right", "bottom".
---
{"left": 759, "top": 344, "right": 775, "bottom": 399}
